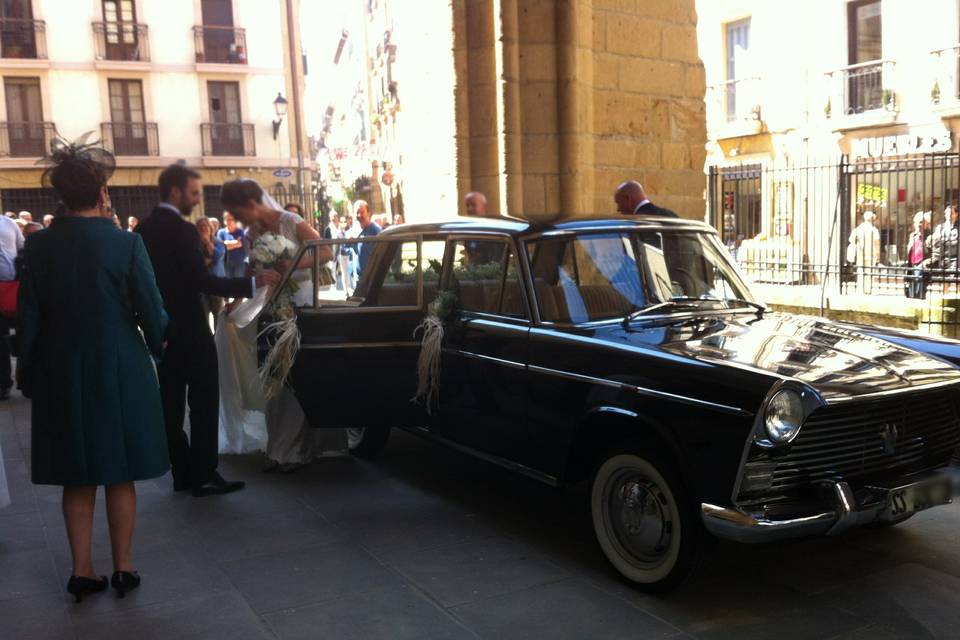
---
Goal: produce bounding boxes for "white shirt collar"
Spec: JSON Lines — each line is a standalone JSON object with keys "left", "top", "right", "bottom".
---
{"left": 633, "top": 199, "right": 651, "bottom": 214}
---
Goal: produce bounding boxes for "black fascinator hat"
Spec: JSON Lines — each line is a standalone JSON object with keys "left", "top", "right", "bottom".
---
{"left": 39, "top": 132, "right": 116, "bottom": 213}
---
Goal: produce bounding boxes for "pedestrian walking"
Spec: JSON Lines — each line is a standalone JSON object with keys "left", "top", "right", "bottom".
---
{"left": 846, "top": 211, "right": 881, "bottom": 294}
{"left": 614, "top": 180, "right": 678, "bottom": 217}
{"left": 18, "top": 139, "right": 169, "bottom": 602}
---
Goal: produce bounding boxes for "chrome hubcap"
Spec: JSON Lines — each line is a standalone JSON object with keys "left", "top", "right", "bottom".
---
{"left": 346, "top": 428, "right": 366, "bottom": 449}
{"left": 605, "top": 471, "right": 673, "bottom": 567}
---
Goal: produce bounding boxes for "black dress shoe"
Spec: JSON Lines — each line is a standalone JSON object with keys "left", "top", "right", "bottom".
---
{"left": 111, "top": 571, "right": 141, "bottom": 598}
{"left": 66, "top": 575, "right": 108, "bottom": 603}
{"left": 192, "top": 472, "right": 245, "bottom": 497}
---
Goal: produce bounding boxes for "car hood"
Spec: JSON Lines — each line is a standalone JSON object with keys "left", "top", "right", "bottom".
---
{"left": 616, "top": 312, "right": 960, "bottom": 401}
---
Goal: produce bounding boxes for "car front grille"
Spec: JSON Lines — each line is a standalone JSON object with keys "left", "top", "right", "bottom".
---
{"left": 767, "top": 387, "right": 960, "bottom": 493}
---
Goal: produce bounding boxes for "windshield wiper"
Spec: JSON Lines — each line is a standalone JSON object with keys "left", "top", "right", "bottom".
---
{"left": 622, "top": 296, "right": 765, "bottom": 328}
{"left": 717, "top": 297, "right": 766, "bottom": 316}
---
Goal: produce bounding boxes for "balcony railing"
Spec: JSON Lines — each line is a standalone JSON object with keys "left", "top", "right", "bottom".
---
{"left": 826, "top": 60, "right": 895, "bottom": 116}
{"left": 201, "top": 123, "right": 255, "bottom": 156}
{"left": 92, "top": 21, "right": 149, "bottom": 62}
{"left": 101, "top": 122, "right": 158, "bottom": 156}
{"left": 0, "top": 18, "right": 46, "bottom": 59}
{"left": 0, "top": 121, "right": 55, "bottom": 157}
{"left": 708, "top": 77, "right": 762, "bottom": 127}
{"left": 193, "top": 25, "right": 247, "bottom": 64}
{"left": 930, "top": 44, "right": 960, "bottom": 104}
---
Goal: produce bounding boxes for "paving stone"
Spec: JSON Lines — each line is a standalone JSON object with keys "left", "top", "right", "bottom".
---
{"left": 192, "top": 507, "right": 343, "bottom": 563}
{"left": 0, "top": 510, "right": 48, "bottom": 552}
{"left": 451, "top": 578, "right": 681, "bottom": 639}
{"left": 384, "top": 535, "right": 569, "bottom": 608}
{"left": 73, "top": 591, "right": 273, "bottom": 640}
{"left": 0, "top": 548, "right": 62, "bottom": 602}
{"left": 221, "top": 541, "right": 403, "bottom": 613}
{"left": 819, "top": 563, "right": 960, "bottom": 639}
{"left": 0, "top": 591, "right": 74, "bottom": 640}
{"left": 265, "top": 584, "right": 475, "bottom": 640}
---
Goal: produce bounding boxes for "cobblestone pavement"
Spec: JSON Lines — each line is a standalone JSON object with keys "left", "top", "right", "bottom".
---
{"left": 2, "top": 391, "right": 959, "bottom": 639}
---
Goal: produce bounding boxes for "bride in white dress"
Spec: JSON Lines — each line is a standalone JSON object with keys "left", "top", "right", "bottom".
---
{"left": 215, "top": 179, "right": 344, "bottom": 471}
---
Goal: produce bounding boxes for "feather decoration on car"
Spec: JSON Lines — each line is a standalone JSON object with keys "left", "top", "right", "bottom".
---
{"left": 411, "top": 290, "right": 458, "bottom": 414}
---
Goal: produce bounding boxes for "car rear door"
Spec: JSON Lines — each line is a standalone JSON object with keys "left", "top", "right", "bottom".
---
{"left": 279, "top": 234, "right": 446, "bottom": 429}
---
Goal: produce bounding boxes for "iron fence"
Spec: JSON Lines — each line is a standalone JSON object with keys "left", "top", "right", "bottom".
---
{"left": 101, "top": 122, "right": 158, "bottom": 156}
{"left": 0, "top": 122, "right": 56, "bottom": 158}
{"left": 708, "top": 152, "right": 960, "bottom": 333}
{"left": 200, "top": 122, "right": 255, "bottom": 157}
{"left": 92, "top": 21, "right": 149, "bottom": 62}
{"left": 0, "top": 18, "right": 45, "bottom": 59}
{"left": 193, "top": 25, "right": 247, "bottom": 65}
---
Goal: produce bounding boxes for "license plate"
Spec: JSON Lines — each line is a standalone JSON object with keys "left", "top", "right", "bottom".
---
{"left": 883, "top": 476, "right": 952, "bottom": 520}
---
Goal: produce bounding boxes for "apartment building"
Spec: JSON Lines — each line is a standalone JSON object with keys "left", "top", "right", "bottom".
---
{"left": 698, "top": 0, "right": 960, "bottom": 292}
{"left": 0, "top": 0, "right": 309, "bottom": 222}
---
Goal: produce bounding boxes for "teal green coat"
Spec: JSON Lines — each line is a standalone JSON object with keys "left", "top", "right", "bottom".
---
{"left": 19, "top": 217, "right": 170, "bottom": 486}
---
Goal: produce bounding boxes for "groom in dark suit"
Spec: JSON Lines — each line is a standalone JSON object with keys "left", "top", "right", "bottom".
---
{"left": 138, "top": 164, "right": 281, "bottom": 497}
{"left": 614, "top": 180, "right": 678, "bottom": 218}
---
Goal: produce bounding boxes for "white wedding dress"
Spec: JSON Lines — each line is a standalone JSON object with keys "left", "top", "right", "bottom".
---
{"left": 217, "top": 210, "right": 346, "bottom": 462}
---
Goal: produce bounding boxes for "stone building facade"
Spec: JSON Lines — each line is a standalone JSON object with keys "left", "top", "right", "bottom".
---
{"left": 452, "top": 0, "right": 707, "bottom": 221}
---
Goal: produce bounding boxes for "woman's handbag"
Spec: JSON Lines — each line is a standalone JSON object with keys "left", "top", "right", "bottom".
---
{"left": 0, "top": 280, "right": 18, "bottom": 318}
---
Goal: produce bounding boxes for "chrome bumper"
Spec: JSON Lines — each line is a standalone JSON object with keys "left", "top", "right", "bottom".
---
{"left": 701, "top": 472, "right": 956, "bottom": 544}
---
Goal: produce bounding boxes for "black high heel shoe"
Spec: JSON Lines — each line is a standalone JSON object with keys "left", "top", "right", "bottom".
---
{"left": 111, "top": 571, "right": 141, "bottom": 598}
{"left": 66, "top": 575, "right": 108, "bottom": 603}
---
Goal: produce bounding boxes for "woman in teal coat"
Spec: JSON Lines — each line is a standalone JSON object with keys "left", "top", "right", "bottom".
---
{"left": 18, "top": 141, "right": 169, "bottom": 602}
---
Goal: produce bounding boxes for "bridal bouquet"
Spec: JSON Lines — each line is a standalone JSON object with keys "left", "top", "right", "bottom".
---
{"left": 250, "top": 232, "right": 301, "bottom": 399}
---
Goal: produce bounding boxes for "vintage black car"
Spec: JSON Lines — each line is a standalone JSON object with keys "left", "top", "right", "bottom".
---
{"left": 272, "top": 216, "right": 960, "bottom": 590}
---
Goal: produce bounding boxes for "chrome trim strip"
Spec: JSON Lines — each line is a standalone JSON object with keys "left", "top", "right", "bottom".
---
{"left": 298, "top": 304, "right": 423, "bottom": 315}
{"left": 824, "top": 378, "right": 960, "bottom": 403}
{"left": 443, "top": 348, "right": 526, "bottom": 370}
{"left": 400, "top": 426, "right": 560, "bottom": 487}
{"left": 300, "top": 341, "right": 419, "bottom": 350}
{"left": 585, "top": 406, "right": 639, "bottom": 419}
{"left": 528, "top": 364, "right": 752, "bottom": 416}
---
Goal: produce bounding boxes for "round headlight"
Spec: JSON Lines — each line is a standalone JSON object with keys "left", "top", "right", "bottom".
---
{"left": 764, "top": 389, "right": 804, "bottom": 443}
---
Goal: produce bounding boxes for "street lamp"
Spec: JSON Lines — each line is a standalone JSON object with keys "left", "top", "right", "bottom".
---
{"left": 272, "top": 92, "right": 288, "bottom": 140}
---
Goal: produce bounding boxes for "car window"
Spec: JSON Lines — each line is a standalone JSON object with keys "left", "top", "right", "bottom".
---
{"left": 526, "top": 233, "right": 645, "bottom": 323}
{"left": 449, "top": 238, "right": 522, "bottom": 316}
{"left": 637, "top": 232, "right": 749, "bottom": 302}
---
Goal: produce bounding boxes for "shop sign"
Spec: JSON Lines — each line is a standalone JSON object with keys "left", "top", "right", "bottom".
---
{"left": 857, "top": 183, "right": 888, "bottom": 204}
{"left": 850, "top": 127, "right": 953, "bottom": 159}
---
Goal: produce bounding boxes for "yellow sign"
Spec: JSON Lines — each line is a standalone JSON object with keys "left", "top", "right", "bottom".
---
{"left": 857, "top": 183, "right": 888, "bottom": 204}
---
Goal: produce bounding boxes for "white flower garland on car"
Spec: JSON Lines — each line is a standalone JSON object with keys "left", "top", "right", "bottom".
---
{"left": 249, "top": 231, "right": 300, "bottom": 399}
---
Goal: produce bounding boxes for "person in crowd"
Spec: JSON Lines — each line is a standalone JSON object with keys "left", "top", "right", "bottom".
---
{"left": 3, "top": 211, "right": 14, "bottom": 218}
{"left": 933, "top": 205, "right": 959, "bottom": 283}
{"left": 196, "top": 217, "right": 226, "bottom": 322}
{"left": 906, "top": 211, "right": 933, "bottom": 299}
{"left": 284, "top": 202, "right": 304, "bottom": 216}
{"left": 111, "top": 214, "right": 122, "bottom": 229}
{"left": 137, "top": 164, "right": 279, "bottom": 497}
{"left": 614, "top": 180, "right": 678, "bottom": 217}
{"left": 392, "top": 213, "right": 405, "bottom": 226}
{"left": 18, "top": 211, "right": 33, "bottom": 224}
{"left": 846, "top": 211, "right": 881, "bottom": 295}
{"left": 464, "top": 191, "right": 489, "bottom": 217}
{"left": 217, "top": 211, "right": 247, "bottom": 279}
{"left": 42, "top": 214, "right": 54, "bottom": 228}
{"left": 336, "top": 214, "right": 356, "bottom": 293}
{"left": 23, "top": 221, "right": 44, "bottom": 237}
{"left": 220, "top": 179, "right": 333, "bottom": 472}
{"left": 126, "top": 216, "right": 137, "bottom": 232}
{"left": 19, "top": 140, "right": 169, "bottom": 602}
{"left": 0, "top": 212, "right": 23, "bottom": 400}
{"left": 355, "top": 200, "right": 381, "bottom": 276}
{"left": 209, "top": 217, "right": 220, "bottom": 235}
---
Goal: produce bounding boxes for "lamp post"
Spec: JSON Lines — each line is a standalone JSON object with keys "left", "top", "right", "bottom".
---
{"left": 272, "top": 92, "right": 288, "bottom": 140}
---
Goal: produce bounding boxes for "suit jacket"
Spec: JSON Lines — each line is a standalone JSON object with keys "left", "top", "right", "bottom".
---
{"left": 137, "top": 205, "right": 253, "bottom": 351}
{"left": 634, "top": 201, "right": 678, "bottom": 218}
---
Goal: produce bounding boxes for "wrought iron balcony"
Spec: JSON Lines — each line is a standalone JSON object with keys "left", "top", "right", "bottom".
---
{"left": 708, "top": 76, "right": 762, "bottom": 128}
{"left": 193, "top": 25, "right": 247, "bottom": 65}
{"left": 0, "top": 121, "right": 55, "bottom": 158}
{"left": 101, "top": 122, "right": 158, "bottom": 156}
{"left": 201, "top": 123, "right": 255, "bottom": 157}
{"left": 930, "top": 44, "right": 960, "bottom": 104}
{"left": 0, "top": 18, "right": 46, "bottom": 59}
{"left": 826, "top": 60, "right": 896, "bottom": 116}
{"left": 92, "top": 21, "right": 149, "bottom": 62}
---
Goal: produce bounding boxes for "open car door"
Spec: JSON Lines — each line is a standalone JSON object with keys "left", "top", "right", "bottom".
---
{"left": 262, "top": 234, "right": 446, "bottom": 429}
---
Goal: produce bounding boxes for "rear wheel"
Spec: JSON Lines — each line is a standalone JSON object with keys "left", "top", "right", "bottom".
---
{"left": 346, "top": 426, "right": 391, "bottom": 458}
{"left": 590, "top": 450, "right": 702, "bottom": 592}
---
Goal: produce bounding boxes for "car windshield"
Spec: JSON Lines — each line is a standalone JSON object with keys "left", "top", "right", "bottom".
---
{"left": 527, "top": 230, "right": 755, "bottom": 324}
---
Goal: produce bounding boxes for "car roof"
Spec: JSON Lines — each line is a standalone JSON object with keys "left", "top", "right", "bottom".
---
{"left": 379, "top": 215, "right": 714, "bottom": 239}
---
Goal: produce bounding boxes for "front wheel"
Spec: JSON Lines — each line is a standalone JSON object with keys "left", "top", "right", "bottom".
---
{"left": 346, "top": 426, "right": 391, "bottom": 458}
{"left": 590, "top": 450, "right": 702, "bottom": 592}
